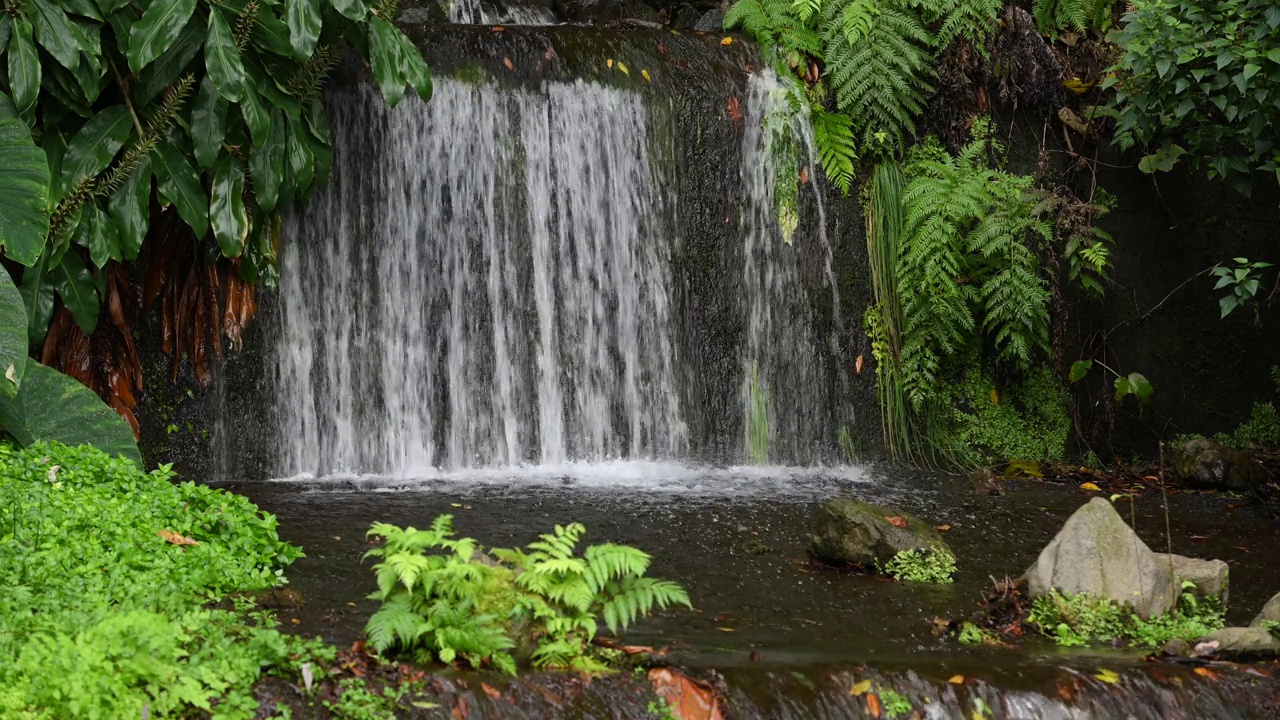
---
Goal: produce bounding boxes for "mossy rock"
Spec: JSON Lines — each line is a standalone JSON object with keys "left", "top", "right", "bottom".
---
{"left": 809, "top": 498, "right": 947, "bottom": 567}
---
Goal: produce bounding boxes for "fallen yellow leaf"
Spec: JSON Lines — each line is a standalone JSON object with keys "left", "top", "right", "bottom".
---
{"left": 990, "top": 388, "right": 999, "bottom": 405}
{"left": 641, "top": 69, "right": 651, "bottom": 82}
{"left": 721, "top": 37, "right": 733, "bottom": 45}
{"left": 617, "top": 61, "right": 630, "bottom": 75}
{"left": 866, "top": 693, "right": 881, "bottom": 717}
{"left": 936, "top": 524, "right": 952, "bottom": 532}
{"left": 607, "top": 58, "right": 614, "bottom": 69}
{"left": 1094, "top": 668, "right": 1120, "bottom": 684}
{"left": 948, "top": 675, "right": 964, "bottom": 684}
{"left": 716, "top": 626, "right": 734, "bottom": 632}
{"left": 1080, "top": 482, "right": 1101, "bottom": 492}
{"left": 849, "top": 679, "right": 872, "bottom": 696}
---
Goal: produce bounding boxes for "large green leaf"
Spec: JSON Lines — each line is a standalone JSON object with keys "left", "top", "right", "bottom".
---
{"left": 286, "top": 113, "right": 314, "bottom": 194}
{"left": 285, "top": 0, "right": 322, "bottom": 60}
{"left": 250, "top": 11, "right": 293, "bottom": 57}
{"left": 210, "top": 157, "right": 248, "bottom": 257}
{"left": 53, "top": 250, "right": 99, "bottom": 333}
{"left": 18, "top": 360, "right": 141, "bottom": 467}
{"left": 73, "top": 51, "right": 104, "bottom": 104}
{"left": 0, "top": 114, "right": 50, "bottom": 266}
{"left": 0, "top": 16, "right": 11, "bottom": 55}
{"left": 108, "top": 155, "right": 150, "bottom": 260}
{"left": 7, "top": 20, "right": 41, "bottom": 118}
{"left": 128, "top": 0, "right": 198, "bottom": 73}
{"left": 205, "top": 9, "right": 246, "bottom": 102}
{"left": 0, "top": 270, "right": 29, "bottom": 402}
{"left": 238, "top": 75, "right": 270, "bottom": 146}
{"left": 59, "top": 104, "right": 131, "bottom": 192}
{"left": 61, "top": 0, "right": 103, "bottom": 21}
{"left": 394, "top": 25, "right": 431, "bottom": 102}
{"left": 250, "top": 110, "right": 286, "bottom": 212}
{"left": 85, "top": 202, "right": 121, "bottom": 267}
{"left": 28, "top": 0, "right": 86, "bottom": 71}
{"left": 191, "top": 75, "right": 228, "bottom": 169}
{"left": 367, "top": 17, "right": 405, "bottom": 107}
{"left": 330, "top": 0, "right": 365, "bottom": 21}
{"left": 18, "top": 252, "right": 54, "bottom": 346}
{"left": 152, "top": 141, "right": 208, "bottom": 237}
{"left": 133, "top": 15, "right": 203, "bottom": 105}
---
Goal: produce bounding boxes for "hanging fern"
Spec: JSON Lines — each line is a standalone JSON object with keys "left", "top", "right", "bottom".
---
{"left": 724, "top": 0, "right": 822, "bottom": 65}
{"left": 923, "top": 0, "right": 1005, "bottom": 51}
{"left": 1032, "top": 0, "right": 1117, "bottom": 35}
{"left": 811, "top": 109, "right": 859, "bottom": 193}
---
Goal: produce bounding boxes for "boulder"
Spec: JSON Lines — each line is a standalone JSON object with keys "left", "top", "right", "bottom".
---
{"left": 1154, "top": 553, "right": 1229, "bottom": 603}
{"left": 1023, "top": 497, "right": 1175, "bottom": 619}
{"left": 1250, "top": 591, "right": 1280, "bottom": 628}
{"left": 693, "top": 8, "right": 723, "bottom": 31}
{"left": 1167, "top": 437, "right": 1262, "bottom": 491}
{"left": 810, "top": 498, "right": 947, "bottom": 566}
{"left": 969, "top": 468, "right": 1004, "bottom": 496}
{"left": 1196, "top": 627, "right": 1280, "bottom": 659}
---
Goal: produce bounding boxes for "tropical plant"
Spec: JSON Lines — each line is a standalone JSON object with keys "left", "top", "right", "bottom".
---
{"left": 1027, "top": 582, "right": 1225, "bottom": 648}
{"left": 1105, "top": 0, "right": 1280, "bottom": 193}
{"left": 364, "top": 516, "right": 691, "bottom": 674}
{"left": 1032, "top": 0, "right": 1117, "bottom": 36}
{"left": 1212, "top": 257, "right": 1274, "bottom": 319}
{"left": 0, "top": 0, "right": 432, "bottom": 432}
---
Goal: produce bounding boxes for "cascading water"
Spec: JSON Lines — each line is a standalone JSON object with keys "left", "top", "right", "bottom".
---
{"left": 446, "top": 0, "right": 557, "bottom": 25}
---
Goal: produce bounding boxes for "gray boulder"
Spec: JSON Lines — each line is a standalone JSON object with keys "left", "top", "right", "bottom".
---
{"left": 693, "top": 8, "right": 724, "bottom": 31}
{"left": 1196, "top": 627, "right": 1280, "bottom": 659}
{"left": 810, "top": 498, "right": 947, "bottom": 566}
{"left": 1023, "top": 497, "right": 1175, "bottom": 619}
{"left": 1168, "top": 437, "right": 1262, "bottom": 491}
{"left": 1154, "top": 553, "right": 1229, "bottom": 603}
{"left": 1250, "top": 592, "right": 1280, "bottom": 628}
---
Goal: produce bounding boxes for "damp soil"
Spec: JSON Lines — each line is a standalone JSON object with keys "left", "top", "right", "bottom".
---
{"left": 217, "top": 465, "right": 1280, "bottom": 682}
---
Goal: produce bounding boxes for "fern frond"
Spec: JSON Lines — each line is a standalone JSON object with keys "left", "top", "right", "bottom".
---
{"left": 811, "top": 109, "right": 858, "bottom": 193}
{"left": 365, "top": 595, "right": 429, "bottom": 653}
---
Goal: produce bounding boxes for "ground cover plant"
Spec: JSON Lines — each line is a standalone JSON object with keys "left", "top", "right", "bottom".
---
{"left": 0, "top": 440, "right": 326, "bottom": 718}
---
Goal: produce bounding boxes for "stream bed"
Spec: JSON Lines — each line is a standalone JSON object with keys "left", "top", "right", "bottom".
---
{"left": 219, "top": 464, "right": 1280, "bottom": 718}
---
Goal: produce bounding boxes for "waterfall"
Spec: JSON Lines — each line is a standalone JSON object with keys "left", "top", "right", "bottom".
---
{"left": 268, "top": 68, "right": 852, "bottom": 479}
{"left": 446, "top": 0, "right": 557, "bottom": 25}
{"left": 276, "top": 79, "right": 685, "bottom": 476}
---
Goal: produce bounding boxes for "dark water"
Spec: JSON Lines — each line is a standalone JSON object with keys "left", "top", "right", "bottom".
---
{"left": 219, "top": 465, "right": 1280, "bottom": 718}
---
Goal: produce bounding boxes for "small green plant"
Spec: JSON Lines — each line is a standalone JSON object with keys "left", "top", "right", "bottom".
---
{"left": 1261, "top": 620, "right": 1279, "bottom": 639}
{"left": 878, "top": 545, "right": 957, "bottom": 583}
{"left": 1213, "top": 258, "right": 1274, "bottom": 319}
{"left": 364, "top": 516, "right": 691, "bottom": 674}
{"left": 648, "top": 697, "right": 680, "bottom": 720}
{"left": 880, "top": 688, "right": 913, "bottom": 719}
{"left": 1070, "top": 359, "right": 1155, "bottom": 420}
{"left": 957, "top": 621, "right": 999, "bottom": 645}
{"left": 1028, "top": 583, "right": 1225, "bottom": 648}
{"left": 323, "top": 678, "right": 412, "bottom": 720}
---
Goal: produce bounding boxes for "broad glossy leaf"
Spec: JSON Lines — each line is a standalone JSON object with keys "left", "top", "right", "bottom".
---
{"left": 251, "top": 67, "right": 301, "bottom": 118}
{"left": 86, "top": 202, "right": 121, "bottom": 267}
{"left": 28, "top": 0, "right": 85, "bottom": 71}
{"left": 108, "top": 155, "right": 150, "bottom": 261}
{"left": 73, "top": 51, "right": 104, "bottom": 104}
{"left": 238, "top": 74, "right": 270, "bottom": 145}
{"left": 53, "top": 251, "right": 98, "bottom": 333}
{"left": 0, "top": 16, "right": 11, "bottom": 55}
{"left": 0, "top": 271, "right": 29, "bottom": 402}
{"left": 394, "top": 25, "right": 432, "bottom": 101}
{"left": 205, "top": 9, "right": 245, "bottom": 102}
{"left": 0, "top": 114, "right": 50, "bottom": 266}
{"left": 305, "top": 116, "right": 333, "bottom": 187}
{"left": 19, "top": 360, "right": 142, "bottom": 466}
{"left": 133, "top": 15, "right": 203, "bottom": 104}
{"left": 97, "top": 0, "right": 132, "bottom": 14}
{"left": 250, "top": 110, "right": 286, "bottom": 212}
{"left": 59, "top": 104, "right": 131, "bottom": 192}
{"left": 286, "top": 114, "right": 314, "bottom": 193}
{"left": 368, "top": 17, "right": 405, "bottom": 107}
{"left": 128, "top": 0, "right": 198, "bottom": 73}
{"left": 305, "top": 98, "right": 331, "bottom": 145}
{"left": 19, "top": 252, "right": 53, "bottom": 345}
{"left": 46, "top": 204, "right": 79, "bottom": 271}
{"left": 250, "top": 11, "right": 293, "bottom": 57}
{"left": 153, "top": 141, "right": 208, "bottom": 238}
{"left": 7, "top": 20, "right": 41, "bottom": 118}
{"left": 61, "top": 0, "right": 103, "bottom": 21}
{"left": 286, "top": 0, "right": 321, "bottom": 60}
{"left": 330, "top": 0, "right": 365, "bottom": 21}
{"left": 1068, "top": 359, "right": 1092, "bottom": 383}
{"left": 192, "top": 76, "right": 228, "bottom": 169}
{"left": 43, "top": 63, "right": 95, "bottom": 118}
{"left": 210, "top": 157, "right": 248, "bottom": 257}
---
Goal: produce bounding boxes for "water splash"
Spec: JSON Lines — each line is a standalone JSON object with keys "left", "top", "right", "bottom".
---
{"left": 276, "top": 79, "right": 685, "bottom": 476}
{"left": 447, "top": 0, "right": 556, "bottom": 24}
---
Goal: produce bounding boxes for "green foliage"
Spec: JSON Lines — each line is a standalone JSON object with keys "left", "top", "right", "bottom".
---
{"left": 0, "top": 441, "right": 313, "bottom": 717}
{"left": 1212, "top": 257, "right": 1274, "bottom": 318}
{"left": 811, "top": 108, "right": 857, "bottom": 193}
{"left": 648, "top": 697, "right": 680, "bottom": 720}
{"left": 879, "top": 688, "right": 913, "bottom": 719}
{"left": 0, "top": 0, "right": 432, "bottom": 350}
{"left": 938, "top": 364, "right": 1070, "bottom": 465}
{"left": 1213, "top": 367, "right": 1280, "bottom": 447}
{"left": 364, "top": 516, "right": 691, "bottom": 674}
{"left": 322, "top": 678, "right": 413, "bottom": 720}
{"left": 745, "top": 361, "right": 769, "bottom": 463}
{"left": 1032, "top": 0, "right": 1117, "bottom": 36}
{"left": 877, "top": 544, "right": 956, "bottom": 583}
{"left": 1028, "top": 583, "right": 1226, "bottom": 648}
{"left": 957, "top": 621, "right": 999, "bottom": 645}
{"left": 898, "top": 139, "right": 1052, "bottom": 410}
{"left": 1106, "top": 0, "right": 1280, "bottom": 193}
{"left": 724, "top": 0, "right": 820, "bottom": 65}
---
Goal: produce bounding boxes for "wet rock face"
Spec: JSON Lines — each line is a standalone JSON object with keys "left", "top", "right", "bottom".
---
{"left": 1168, "top": 437, "right": 1263, "bottom": 491}
{"left": 809, "top": 498, "right": 947, "bottom": 566}
{"left": 1196, "top": 627, "right": 1280, "bottom": 660}
{"left": 1155, "top": 553, "right": 1229, "bottom": 603}
{"left": 1023, "top": 497, "right": 1176, "bottom": 619}
{"left": 1251, "top": 591, "right": 1280, "bottom": 628}
{"left": 969, "top": 468, "right": 1004, "bottom": 496}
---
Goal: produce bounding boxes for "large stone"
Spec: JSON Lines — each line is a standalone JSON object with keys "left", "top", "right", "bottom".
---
{"left": 1154, "top": 553, "right": 1229, "bottom": 603}
{"left": 693, "top": 8, "right": 723, "bottom": 31}
{"left": 1250, "top": 592, "right": 1280, "bottom": 628}
{"left": 1168, "top": 437, "right": 1263, "bottom": 491}
{"left": 1023, "top": 497, "right": 1175, "bottom": 619}
{"left": 809, "top": 498, "right": 947, "bottom": 566}
{"left": 1196, "top": 627, "right": 1280, "bottom": 659}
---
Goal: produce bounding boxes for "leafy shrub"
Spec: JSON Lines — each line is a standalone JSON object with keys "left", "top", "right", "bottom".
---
{"left": 878, "top": 545, "right": 957, "bottom": 583}
{"left": 1028, "top": 582, "right": 1225, "bottom": 648}
{"left": 1032, "top": 0, "right": 1117, "bottom": 36}
{"left": 0, "top": 441, "right": 314, "bottom": 717}
{"left": 879, "top": 688, "right": 913, "bottom": 719}
{"left": 939, "top": 364, "right": 1070, "bottom": 464}
{"left": 364, "top": 516, "right": 691, "bottom": 673}
{"left": 957, "top": 621, "right": 999, "bottom": 645}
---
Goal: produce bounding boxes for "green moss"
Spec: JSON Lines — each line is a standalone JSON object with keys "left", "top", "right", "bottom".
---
{"left": 937, "top": 363, "right": 1070, "bottom": 464}
{"left": 877, "top": 545, "right": 956, "bottom": 584}
{"left": 956, "top": 621, "right": 1000, "bottom": 645}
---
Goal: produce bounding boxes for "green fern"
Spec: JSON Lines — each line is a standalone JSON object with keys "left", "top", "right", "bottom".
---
{"left": 921, "top": 0, "right": 1004, "bottom": 50}
{"left": 724, "top": 0, "right": 822, "bottom": 65}
{"left": 1032, "top": 0, "right": 1116, "bottom": 35}
{"left": 811, "top": 109, "right": 858, "bottom": 193}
